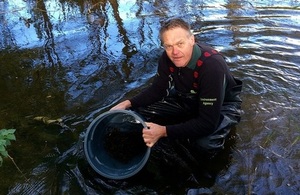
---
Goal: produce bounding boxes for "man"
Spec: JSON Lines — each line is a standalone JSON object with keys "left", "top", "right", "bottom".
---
{"left": 110, "top": 18, "right": 242, "bottom": 153}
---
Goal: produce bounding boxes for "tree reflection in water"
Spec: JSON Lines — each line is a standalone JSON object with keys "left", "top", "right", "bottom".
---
{"left": 1, "top": 0, "right": 300, "bottom": 194}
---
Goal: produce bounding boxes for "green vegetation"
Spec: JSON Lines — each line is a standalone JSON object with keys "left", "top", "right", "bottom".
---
{"left": 0, "top": 129, "right": 16, "bottom": 167}
{"left": 0, "top": 128, "right": 28, "bottom": 181}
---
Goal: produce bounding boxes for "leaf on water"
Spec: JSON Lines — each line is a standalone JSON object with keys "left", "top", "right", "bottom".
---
{"left": 5, "top": 140, "right": 11, "bottom": 146}
{"left": 0, "top": 129, "right": 16, "bottom": 144}
{"left": 33, "top": 116, "right": 45, "bottom": 121}
{"left": 33, "top": 116, "right": 63, "bottom": 125}
{"left": 5, "top": 129, "right": 16, "bottom": 134}
{"left": 0, "top": 139, "right": 10, "bottom": 147}
{"left": 0, "top": 140, "right": 6, "bottom": 145}
{"left": 0, "top": 129, "right": 16, "bottom": 166}
{"left": 0, "top": 149, "right": 8, "bottom": 157}
{"left": 0, "top": 130, "right": 9, "bottom": 136}
{"left": 6, "top": 134, "right": 16, "bottom": 141}
{"left": 0, "top": 145, "right": 5, "bottom": 152}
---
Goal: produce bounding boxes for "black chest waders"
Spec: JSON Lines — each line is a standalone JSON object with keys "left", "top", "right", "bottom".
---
{"left": 135, "top": 46, "right": 243, "bottom": 153}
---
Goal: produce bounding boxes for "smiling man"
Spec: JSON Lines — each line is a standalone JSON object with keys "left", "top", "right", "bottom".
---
{"left": 111, "top": 18, "right": 243, "bottom": 153}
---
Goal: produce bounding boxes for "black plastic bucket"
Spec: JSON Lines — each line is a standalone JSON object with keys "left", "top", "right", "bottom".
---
{"left": 84, "top": 110, "right": 150, "bottom": 180}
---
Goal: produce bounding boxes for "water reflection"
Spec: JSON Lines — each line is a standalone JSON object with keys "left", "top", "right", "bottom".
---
{"left": 1, "top": 0, "right": 300, "bottom": 194}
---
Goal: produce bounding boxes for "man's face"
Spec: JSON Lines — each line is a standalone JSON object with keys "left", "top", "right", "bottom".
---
{"left": 161, "top": 27, "right": 195, "bottom": 67}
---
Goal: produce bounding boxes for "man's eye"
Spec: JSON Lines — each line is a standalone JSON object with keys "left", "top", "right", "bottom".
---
{"left": 178, "top": 42, "right": 184, "bottom": 47}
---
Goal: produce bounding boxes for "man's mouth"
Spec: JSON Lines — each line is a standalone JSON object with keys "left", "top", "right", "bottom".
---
{"left": 173, "top": 56, "right": 182, "bottom": 61}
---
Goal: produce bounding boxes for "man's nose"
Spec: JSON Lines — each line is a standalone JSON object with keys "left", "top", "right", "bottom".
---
{"left": 172, "top": 46, "right": 179, "bottom": 54}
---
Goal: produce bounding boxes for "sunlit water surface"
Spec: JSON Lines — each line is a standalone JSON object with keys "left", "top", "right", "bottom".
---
{"left": 1, "top": 0, "right": 300, "bottom": 194}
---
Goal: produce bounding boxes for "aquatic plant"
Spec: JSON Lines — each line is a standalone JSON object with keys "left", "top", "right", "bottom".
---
{"left": 0, "top": 129, "right": 16, "bottom": 167}
{"left": 0, "top": 129, "right": 27, "bottom": 180}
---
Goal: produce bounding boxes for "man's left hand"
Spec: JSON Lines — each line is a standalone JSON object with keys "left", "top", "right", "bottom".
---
{"left": 142, "top": 122, "right": 167, "bottom": 147}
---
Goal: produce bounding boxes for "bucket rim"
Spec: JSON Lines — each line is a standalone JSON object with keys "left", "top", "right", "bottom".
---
{"left": 83, "top": 109, "right": 151, "bottom": 179}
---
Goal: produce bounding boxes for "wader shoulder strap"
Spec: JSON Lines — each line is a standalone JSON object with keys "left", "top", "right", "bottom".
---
{"left": 167, "top": 45, "right": 222, "bottom": 92}
{"left": 192, "top": 46, "right": 221, "bottom": 90}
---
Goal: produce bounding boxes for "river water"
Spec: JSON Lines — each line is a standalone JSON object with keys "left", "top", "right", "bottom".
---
{"left": 1, "top": 0, "right": 300, "bottom": 194}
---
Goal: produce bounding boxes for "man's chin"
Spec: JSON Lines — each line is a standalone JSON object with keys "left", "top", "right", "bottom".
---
{"left": 173, "top": 63, "right": 187, "bottom": 68}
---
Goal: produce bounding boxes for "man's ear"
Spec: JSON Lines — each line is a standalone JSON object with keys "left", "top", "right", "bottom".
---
{"left": 190, "top": 34, "right": 195, "bottom": 45}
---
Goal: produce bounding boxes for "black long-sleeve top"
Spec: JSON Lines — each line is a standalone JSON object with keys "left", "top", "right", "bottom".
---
{"left": 130, "top": 44, "right": 240, "bottom": 139}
